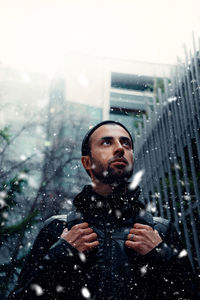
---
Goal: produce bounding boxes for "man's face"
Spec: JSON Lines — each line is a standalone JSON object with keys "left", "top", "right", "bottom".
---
{"left": 88, "top": 124, "right": 134, "bottom": 184}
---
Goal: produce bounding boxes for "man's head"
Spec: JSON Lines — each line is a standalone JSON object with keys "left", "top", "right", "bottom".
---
{"left": 81, "top": 121, "right": 134, "bottom": 184}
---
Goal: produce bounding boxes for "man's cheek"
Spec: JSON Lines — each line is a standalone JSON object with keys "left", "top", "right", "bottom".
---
{"left": 101, "top": 153, "right": 108, "bottom": 160}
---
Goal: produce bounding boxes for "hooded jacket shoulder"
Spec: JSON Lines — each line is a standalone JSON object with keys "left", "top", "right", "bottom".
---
{"left": 44, "top": 214, "right": 68, "bottom": 226}
{"left": 153, "top": 216, "right": 170, "bottom": 234}
{"left": 44, "top": 209, "right": 82, "bottom": 228}
{"left": 8, "top": 213, "right": 80, "bottom": 299}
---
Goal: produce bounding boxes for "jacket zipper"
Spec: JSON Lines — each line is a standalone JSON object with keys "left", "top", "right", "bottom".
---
{"left": 103, "top": 217, "right": 112, "bottom": 296}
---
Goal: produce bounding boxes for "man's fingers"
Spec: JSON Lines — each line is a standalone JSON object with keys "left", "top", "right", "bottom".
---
{"left": 133, "top": 223, "right": 153, "bottom": 231}
{"left": 71, "top": 224, "right": 92, "bottom": 237}
{"left": 129, "top": 228, "right": 144, "bottom": 235}
{"left": 64, "top": 223, "right": 90, "bottom": 234}
{"left": 85, "top": 240, "right": 99, "bottom": 249}
{"left": 73, "top": 227, "right": 93, "bottom": 239}
{"left": 83, "top": 232, "right": 97, "bottom": 242}
{"left": 129, "top": 228, "right": 152, "bottom": 239}
{"left": 81, "top": 228, "right": 93, "bottom": 235}
{"left": 127, "top": 233, "right": 141, "bottom": 241}
{"left": 73, "top": 222, "right": 89, "bottom": 229}
{"left": 61, "top": 222, "right": 99, "bottom": 252}
{"left": 76, "top": 238, "right": 99, "bottom": 252}
{"left": 125, "top": 240, "right": 140, "bottom": 249}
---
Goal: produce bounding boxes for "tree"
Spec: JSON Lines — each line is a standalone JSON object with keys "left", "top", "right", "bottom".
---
{"left": 0, "top": 127, "right": 38, "bottom": 299}
{"left": 0, "top": 96, "right": 90, "bottom": 298}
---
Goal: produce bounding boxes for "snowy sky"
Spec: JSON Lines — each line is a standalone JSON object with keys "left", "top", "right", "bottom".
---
{"left": 0, "top": 0, "right": 200, "bottom": 75}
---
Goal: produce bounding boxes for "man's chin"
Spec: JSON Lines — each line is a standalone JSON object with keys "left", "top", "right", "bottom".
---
{"left": 92, "top": 167, "right": 133, "bottom": 184}
{"left": 103, "top": 177, "right": 128, "bottom": 184}
{"left": 101, "top": 171, "right": 132, "bottom": 184}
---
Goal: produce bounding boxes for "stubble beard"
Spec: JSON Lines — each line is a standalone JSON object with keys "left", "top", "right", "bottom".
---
{"left": 90, "top": 156, "right": 133, "bottom": 184}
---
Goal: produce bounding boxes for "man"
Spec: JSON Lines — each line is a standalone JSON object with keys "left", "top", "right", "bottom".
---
{"left": 9, "top": 120, "right": 197, "bottom": 299}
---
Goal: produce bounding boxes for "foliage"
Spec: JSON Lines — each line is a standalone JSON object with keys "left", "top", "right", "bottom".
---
{"left": 0, "top": 127, "right": 39, "bottom": 298}
{"left": 0, "top": 126, "right": 10, "bottom": 143}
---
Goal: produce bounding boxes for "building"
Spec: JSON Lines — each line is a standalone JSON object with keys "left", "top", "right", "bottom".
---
{"left": 54, "top": 52, "right": 172, "bottom": 137}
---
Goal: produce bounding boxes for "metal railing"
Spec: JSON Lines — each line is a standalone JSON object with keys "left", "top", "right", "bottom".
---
{"left": 134, "top": 36, "right": 200, "bottom": 273}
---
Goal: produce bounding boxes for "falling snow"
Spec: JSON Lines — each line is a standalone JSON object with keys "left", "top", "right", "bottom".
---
{"left": 2, "top": 41, "right": 200, "bottom": 299}
{"left": 18, "top": 172, "right": 29, "bottom": 180}
{"left": 129, "top": 169, "right": 145, "bottom": 190}
{"left": 30, "top": 284, "right": 43, "bottom": 296}
{"left": 0, "top": 191, "right": 7, "bottom": 199}
{"left": 81, "top": 287, "right": 91, "bottom": 299}
{"left": 96, "top": 201, "right": 103, "bottom": 208}
{"left": 178, "top": 249, "right": 188, "bottom": 258}
{"left": 56, "top": 285, "right": 64, "bottom": 292}
{"left": 146, "top": 203, "right": 157, "bottom": 213}
{"left": 0, "top": 199, "right": 6, "bottom": 208}
{"left": 79, "top": 252, "right": 86, "bottom": 263}
{"left": 140, "top": 265, "right": 148, "bottom": 275}
{"left": 103, "top": 171, "right": 108, "bottom": 177}
{"left": 168, "top": 96, "right": 177, "bottom": 103}
{"left": 20, "top": 155, "right": 26, "bottom": 161}
{"left": 115, "top": 209, "right": 122, "bottom": 218}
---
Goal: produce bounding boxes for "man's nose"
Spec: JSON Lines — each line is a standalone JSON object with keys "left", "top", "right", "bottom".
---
{"left": 113, "top": 141, "right": 125, "bottom": 157}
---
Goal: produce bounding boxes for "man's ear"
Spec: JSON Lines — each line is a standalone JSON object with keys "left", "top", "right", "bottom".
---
{"left": 81, "top": 156, "right": 92, "bottom": 171}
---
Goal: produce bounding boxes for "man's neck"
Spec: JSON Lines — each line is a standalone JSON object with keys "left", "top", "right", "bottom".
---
{"left": 91, "top": 178, "right": 126, "bottom": 197}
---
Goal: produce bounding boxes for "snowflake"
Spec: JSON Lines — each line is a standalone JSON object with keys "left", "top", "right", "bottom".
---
{"left": 81, "top": 287, "right": 91, "bottom": 298}
{"left": 30, "top": 284, "right": 43, "bottom": 296}
{"left": 178, "top": 249, "right": 188, "bottom": 258}
{"left": 129, "top": 169, "right": 145, "bottom": 190}
{"left": 79, "top": 252, "right": 86, "bottom": 263}
{"left": 140, "top": 265, "right": 148, "bottom": 275}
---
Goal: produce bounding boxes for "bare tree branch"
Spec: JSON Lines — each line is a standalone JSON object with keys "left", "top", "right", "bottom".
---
{"left": 0, "top": 153, "right": 36, "bottom": 178}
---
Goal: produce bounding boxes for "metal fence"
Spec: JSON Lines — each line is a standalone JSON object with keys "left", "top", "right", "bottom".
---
{"left": 134, "top": 36, "right": 200, "bottom": 273}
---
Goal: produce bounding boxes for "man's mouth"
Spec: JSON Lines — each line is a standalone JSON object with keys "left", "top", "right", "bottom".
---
{"left": 110, "top": 159, "right": 128, "bottom": 168}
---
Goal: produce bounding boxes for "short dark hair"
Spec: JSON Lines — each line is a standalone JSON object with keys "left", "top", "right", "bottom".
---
{"left": 81, "top": 120, "right": 134, "bottom": 156}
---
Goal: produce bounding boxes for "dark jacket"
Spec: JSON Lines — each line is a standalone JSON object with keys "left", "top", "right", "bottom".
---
{"left": 9, "top": 185, "right": 197, "bottom": 299}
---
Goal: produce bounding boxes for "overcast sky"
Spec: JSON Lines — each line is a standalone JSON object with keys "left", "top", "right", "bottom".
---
{"left": 0, "top": 0, "right": 200, "bottom": 75}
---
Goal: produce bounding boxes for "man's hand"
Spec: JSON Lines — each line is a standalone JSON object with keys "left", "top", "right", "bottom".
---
{"left": 125, "top": 223, "right": 162, "bottom": 255}
{"left": 61, "top": 222, "right": 99, "bottom": 252}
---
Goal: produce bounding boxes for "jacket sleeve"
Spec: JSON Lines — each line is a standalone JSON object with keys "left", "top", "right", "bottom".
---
{"left": 144, "top": 221, "right": 199, "bottom": 299}
{"left": 8, "top": 219, "right": 78, "bottom": 300}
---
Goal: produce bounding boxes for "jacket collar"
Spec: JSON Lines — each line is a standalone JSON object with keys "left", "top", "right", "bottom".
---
{"left": 73, "top": 184, "right": 145, "bottom": 216}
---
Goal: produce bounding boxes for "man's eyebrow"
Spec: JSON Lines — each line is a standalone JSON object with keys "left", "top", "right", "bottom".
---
{"left": 120, "top": 136, "right": 131, "bottom": 140}
{"left": 99, "top": 136, "right": 131, "bottom": 142}
{"left": 120, "top": 136, "right": 132, "bottom": 142}
{"left": 100, "top": 136, "right": 113, "bottom": 140}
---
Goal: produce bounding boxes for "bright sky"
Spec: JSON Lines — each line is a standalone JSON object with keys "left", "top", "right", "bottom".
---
{"left": 0, "top": 0, "right": 200, "bottom": 75}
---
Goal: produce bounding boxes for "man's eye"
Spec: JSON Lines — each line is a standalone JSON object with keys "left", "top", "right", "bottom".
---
{"left": 123, "top": 141, "right": 131, "bottom": 147}
{"left": 102, "top": 140, "right": 111, "bottom": 145}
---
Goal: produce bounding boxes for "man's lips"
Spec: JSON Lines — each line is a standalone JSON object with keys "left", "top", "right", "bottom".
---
{"left": 110, "top": 159, "right": 128, "bottom": 166}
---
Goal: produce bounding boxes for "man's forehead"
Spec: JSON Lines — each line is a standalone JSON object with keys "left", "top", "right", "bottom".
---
{"left": 90, "top": 124, "right": 131, "bottom": 141}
